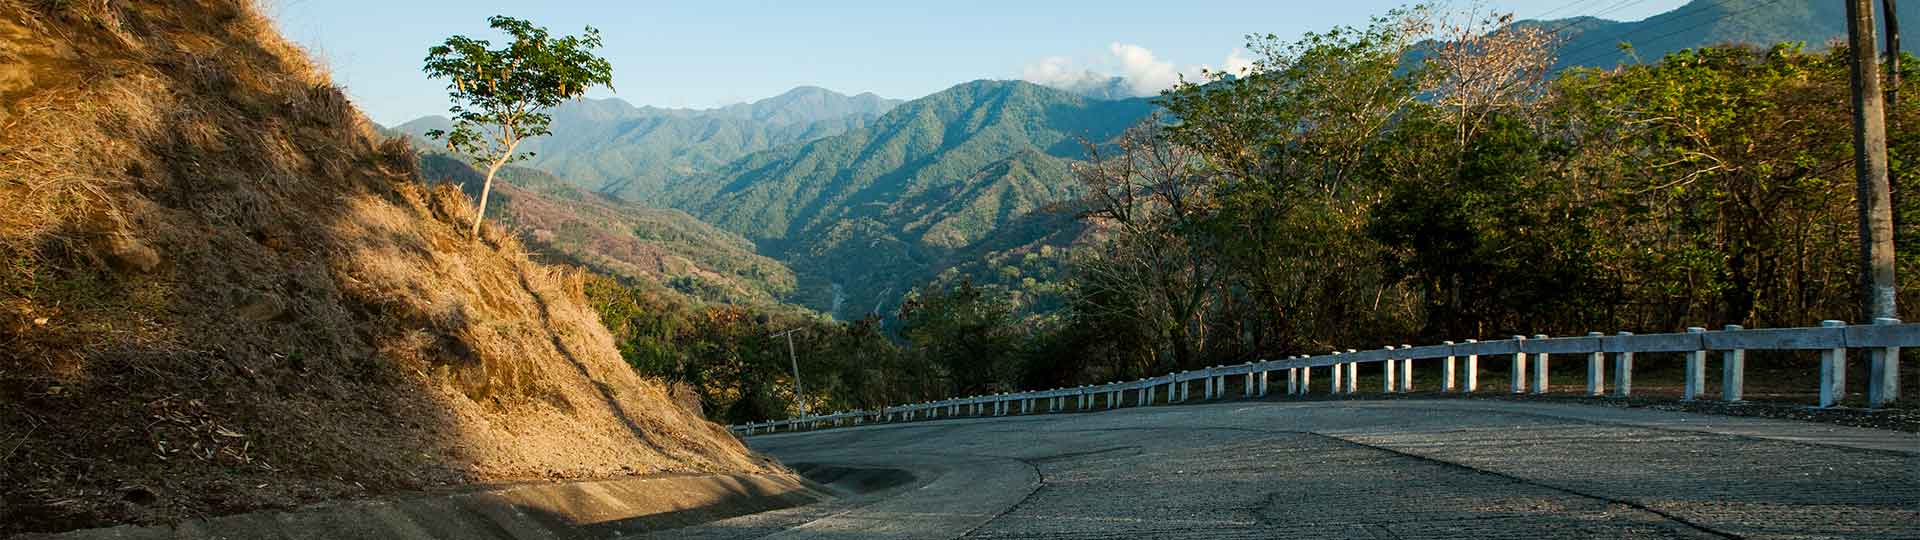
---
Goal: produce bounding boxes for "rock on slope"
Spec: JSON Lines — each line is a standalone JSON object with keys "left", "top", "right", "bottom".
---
{"left": 0, "top": 0, "right": 765, "bottom": 534}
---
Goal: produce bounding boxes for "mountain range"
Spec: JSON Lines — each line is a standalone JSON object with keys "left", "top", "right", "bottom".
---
{"left": 395, "top": 86, "right": 900, "bottom": 200}
{"left": 659, "top": 80, "right": 1152, "bottom": 315}
{"left": 1529, "top": 0, "right": 1914, "bottom": 70}
{"left": 390, "top": 0, "right": 1909, "bottom": 319}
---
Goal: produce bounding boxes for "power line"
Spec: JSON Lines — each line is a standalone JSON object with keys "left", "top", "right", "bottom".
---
{"left": 1555, "top": 0, "right": 1735, "bottom": 64}
{"left": 1560, "top": 0, "right": 1789, "bottom": 68}
{"left": 1517, "top": 0, "right": 1648, "bottom": 39}
{"left": 1528, "top": 0, "right": 1610, "bottom": 22}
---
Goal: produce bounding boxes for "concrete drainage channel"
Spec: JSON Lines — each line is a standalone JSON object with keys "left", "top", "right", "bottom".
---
{"left": 787, "top": 464, "right": 919, "bottom": 497}
{"left": 13, "top": 469, "right": 916, "bottom": 540}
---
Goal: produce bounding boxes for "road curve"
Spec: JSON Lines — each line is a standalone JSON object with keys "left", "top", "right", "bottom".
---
{"left": 661, "top": 399, "right": 1919, "bottom": 540}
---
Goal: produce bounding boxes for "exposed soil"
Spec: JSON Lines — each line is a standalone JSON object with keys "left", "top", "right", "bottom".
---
{"left": 0, "top": 1, "right": 769, "bottom": 535}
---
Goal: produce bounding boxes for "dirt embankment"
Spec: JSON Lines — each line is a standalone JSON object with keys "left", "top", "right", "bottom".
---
{"left": 0, "top": 1, "right": 769, "bottom": 534}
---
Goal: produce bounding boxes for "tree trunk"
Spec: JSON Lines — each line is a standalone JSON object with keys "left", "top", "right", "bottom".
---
{"left": 471, "top": 159, "right": 504, "bottom": 239}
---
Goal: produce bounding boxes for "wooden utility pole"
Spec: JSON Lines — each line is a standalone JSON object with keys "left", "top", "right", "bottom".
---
{"left": 1850, "top": 0, "right": 1899, "bottom": 322}
{"left": 1887, "top": 0, "right": 1902, "bottom": 108}
{"left": 772, "top": 328, "right": 806, "bottom": 417}
{"left": 1886, "top": 0, "right": 1903, "bottom": 247}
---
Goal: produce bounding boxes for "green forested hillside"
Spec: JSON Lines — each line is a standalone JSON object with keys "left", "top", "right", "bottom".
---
{"left": 394, "top": 86, "right": 899, "bottom": 200}
{"left": 1531, "top": 0, "right": 1915, "bottom": 70}
{"left": 416, "top": 154, "right": 799, "bottom": 305}
{"left": 656, "top": 80, "right": 1155, "bottom": 317}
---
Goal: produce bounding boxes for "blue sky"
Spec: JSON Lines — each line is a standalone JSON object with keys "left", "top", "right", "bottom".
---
{"left": 263, "top": 1, "right": 1688, "bottom": 126}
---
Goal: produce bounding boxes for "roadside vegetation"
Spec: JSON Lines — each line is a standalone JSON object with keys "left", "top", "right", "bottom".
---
{"left": 596, "top": 8, "right": 1918, "bottom": 423}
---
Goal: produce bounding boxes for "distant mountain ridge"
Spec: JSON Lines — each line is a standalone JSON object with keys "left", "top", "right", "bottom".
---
{"left": 1034, "top": 0, "right": 1914, "bottom": 99}
{"left": 654, "top": 79, "right": 1156, "bottom": 316}
{"left": 392, "top": 86, "right": 901, "bottom": 200}
{"left": 1520, "top": 0, "right": 1915, "bottom": 70}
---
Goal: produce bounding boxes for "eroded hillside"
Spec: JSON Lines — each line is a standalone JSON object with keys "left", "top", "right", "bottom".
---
{"left": 0, "top": 0, "right": 765, "bottom": 534}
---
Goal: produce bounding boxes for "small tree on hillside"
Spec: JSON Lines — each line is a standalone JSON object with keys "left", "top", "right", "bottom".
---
{"left": 423, "top": 16, "right": 613, "bottom": 238}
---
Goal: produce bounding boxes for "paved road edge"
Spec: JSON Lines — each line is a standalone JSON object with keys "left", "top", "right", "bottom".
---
{"left": 14, "top": 472, "right": 832, "bottom": 540}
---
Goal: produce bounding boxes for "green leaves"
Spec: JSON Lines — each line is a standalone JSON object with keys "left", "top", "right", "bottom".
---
{"left": 422, "top": 15, "right": 612, "bottom": 175}
{"left": 422, "top": 15, "right": 614, "bottom": 236}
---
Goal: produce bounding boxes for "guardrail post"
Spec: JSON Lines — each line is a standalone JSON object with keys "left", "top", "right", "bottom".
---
{"left": 1398, "top": 345, "right": 1414, "bottom": 392}
{"left": 1586, "top": 332, "right": 1605, "bottom": 397}
{"left": 1463, "top": 339, "right": 1478, "bottom": 393}
{"left": 1330, "top": 352, "right": 1344, "bottom": 394}
{"left": 1442, "top": 341, "right": 1457, "bottom": 392}
{"left": 1290, "top": 355, "right": 1305, "bottom": 393}
{"left": 1112, "top": 388, "right": 1121, "bottom": 408}
{"left": 1721, "top": 324, "right": 1745, "bottom": 402}
{"left": 1258, "top": 366, "right": 1270, "bottom": 397}
{"left": 1146, "top": 383, "right": 1157, "bottom": 406}
{"left": 1405, "top": 343, "right": 1420, "bottom": 390}
{"left": 1382, "top": 346, "right": 1397, "bottom": 393}
{"left": 1210, "top": 367, "right": 1223, "bottom": 400}
{"left": 1511, "top": 336, "right": 1528, "bottom": 394}
{"left": 1819, "top": 320, "right": 1846, "bottom": 408}
{"left": 1868, "top": 317, "right": 1902, "bottom": 408}
{"left": 1345, "top": 350, "right": 1359, "bottom": 394}
{"left": 1531, "top": 334, "right": 1550, "bottom": 394}
{"left": 1684, "top": 327, "right": 1707, "bottom": 400}
{"left": 1243, "top": 364, "right": 1255, "bottom": 397}
{"left": 1613, "top": 332, "right": 1633, "bottom": 397}
{"left": 1288, "top": 360, "right": 1301, "bottom": 395}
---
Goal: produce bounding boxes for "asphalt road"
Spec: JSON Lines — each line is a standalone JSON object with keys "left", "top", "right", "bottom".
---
{"left": 659, "top": 399, "right": 1920, "bottom": 540}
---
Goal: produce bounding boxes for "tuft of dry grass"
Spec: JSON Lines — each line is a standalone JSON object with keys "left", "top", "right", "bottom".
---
{"left": 0, "top": 0, "right": 768, "bottom": 534}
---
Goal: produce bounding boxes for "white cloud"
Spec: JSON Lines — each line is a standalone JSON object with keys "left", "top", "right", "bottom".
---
{"left": 1221, "top": 48, "right": 1257, "bottom": 77}
{"left": 1108, "top": 43, "right": 1180, "bottom": 96}
{"left": 1020, "top": 55, "right": 1111, "bottom": 92}
{"left": 1020, "top": 44, "right": 1260, "bottom": 98}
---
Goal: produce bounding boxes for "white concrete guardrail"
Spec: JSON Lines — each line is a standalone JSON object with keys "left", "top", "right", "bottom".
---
{"left": 729, "top": 319, "right": 1913, "bottom": 436}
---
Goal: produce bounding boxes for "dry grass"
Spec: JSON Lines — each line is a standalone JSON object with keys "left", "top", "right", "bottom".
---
{"left": 0, "top": 0, "right": 766, "bottom": 534}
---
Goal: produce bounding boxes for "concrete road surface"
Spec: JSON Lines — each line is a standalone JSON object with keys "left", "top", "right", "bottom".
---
{"left": 662, "top": 399, "right": 1919, "bottom": 540}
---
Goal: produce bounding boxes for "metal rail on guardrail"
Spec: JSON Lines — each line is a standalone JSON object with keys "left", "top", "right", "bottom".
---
{"left": 729, "top": 319, "right": 1912, "bottom": 436}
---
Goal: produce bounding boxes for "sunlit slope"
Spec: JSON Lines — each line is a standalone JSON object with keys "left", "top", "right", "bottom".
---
{"left": 0, "top": 0, "right": 764, "bottom": 534}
